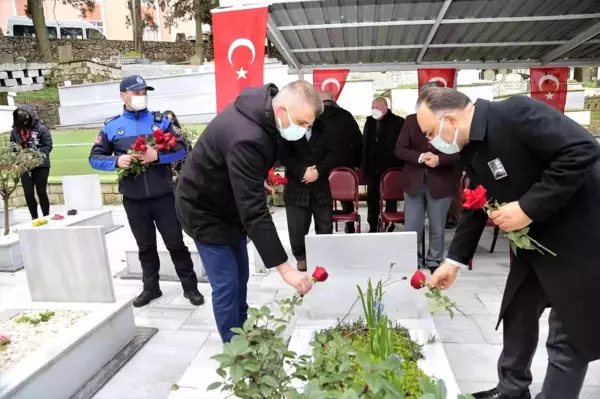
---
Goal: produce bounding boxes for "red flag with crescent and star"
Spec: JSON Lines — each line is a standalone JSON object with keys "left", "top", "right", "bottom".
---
{"left": 417, "top": 69, "right": 457, "bottom": 91}
{"left": 212, "top": 5, "right": 268, "bottom": 113}
{"left": 530, "top": 67, "right": 568, "bottom": 113}
{"left": 313, "top": 69, "right": 350, "bottom": 101}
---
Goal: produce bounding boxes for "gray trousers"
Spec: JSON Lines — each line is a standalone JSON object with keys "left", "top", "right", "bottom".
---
{"left": 497, "top": 268, "right": 587, "bottom": 399}
{"left": 403, "top": 182, "right": 452, "bottom": 268}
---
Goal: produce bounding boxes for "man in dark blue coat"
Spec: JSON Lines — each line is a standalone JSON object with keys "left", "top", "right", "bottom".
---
{"left": 89, "top": 75, "right": 204, "bottom": 308}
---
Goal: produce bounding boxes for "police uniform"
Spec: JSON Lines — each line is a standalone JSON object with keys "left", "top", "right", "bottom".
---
{"left": 89, "top": 75, "right": 203, "bottom": 307}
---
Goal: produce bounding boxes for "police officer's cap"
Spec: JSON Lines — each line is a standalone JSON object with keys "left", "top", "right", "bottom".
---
{"left": 119, "top": 75, "right": 155, "bottom": 92}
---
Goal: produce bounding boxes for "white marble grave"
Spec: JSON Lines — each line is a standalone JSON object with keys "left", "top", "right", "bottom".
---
{"left": 20, "top": 226, "right": 116, "bottom": 303}
{"left": 62, "top": 174, "right": 103, "bottom": 211}
{"left": 0, "top": 209, "right": 114, "bottom": 272}
{"left": 303, "top": 232, "right": 426, "bottom": 320}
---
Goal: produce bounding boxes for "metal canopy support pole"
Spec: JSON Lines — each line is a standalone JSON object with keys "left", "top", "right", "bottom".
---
{"left": 267, "top": 15, "right": 302, "bottom": 72}
{"left": 541, "top": 21, "right": 600, "bottom": 65}
{"left": 417, "top": 0, "right": 453, "bottom": 63}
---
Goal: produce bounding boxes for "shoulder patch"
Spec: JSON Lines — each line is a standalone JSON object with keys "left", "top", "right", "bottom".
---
{"left": 104, "top": 115, "right": 121, "bottom": 125}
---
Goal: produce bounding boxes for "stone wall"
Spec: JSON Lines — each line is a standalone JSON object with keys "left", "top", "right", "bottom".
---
{"left": 0, "top": 62, "right": 52, "bottom": 93}
{"left": 50, "top": 60, "right": 121, "bottom": 86}
{"left": 0, "top": 37, "right": 198, "bottom": 63}
{"left": 8, "top": 181, "right": 122, "bottom": 208}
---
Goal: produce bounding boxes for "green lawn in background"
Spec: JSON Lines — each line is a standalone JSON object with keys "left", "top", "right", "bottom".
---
{"left": 49, "top": 124, "right": 206, "bottom": 178}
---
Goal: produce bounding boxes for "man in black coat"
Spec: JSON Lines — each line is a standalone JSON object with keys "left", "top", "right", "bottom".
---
{"left": 363, "top": 97, "right": 405, "bottom": 232}
{"left": 176, "top": 81, "right": 319, "bottom": 343}
{"left": 420, "top": 87, "right": 600, "bottom": 399}
{"left": 318, "top": 90, "right": 362, "bottom": 233}
{"left": 279, "top": 108, "right": 338, "bottom": 271}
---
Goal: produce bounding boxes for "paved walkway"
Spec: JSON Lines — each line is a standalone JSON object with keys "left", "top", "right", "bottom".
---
{"left": 1, "top": 205, "right": 600, "bottom": 398}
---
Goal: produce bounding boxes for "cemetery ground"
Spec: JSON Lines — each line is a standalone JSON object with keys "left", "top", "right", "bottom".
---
{"left": 2, "top": 205, "right": 600, "bottom": 398}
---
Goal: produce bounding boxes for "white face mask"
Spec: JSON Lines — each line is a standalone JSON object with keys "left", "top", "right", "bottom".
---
{"left": 430, "top": 116, "right": 460, "bottom": 155}
{"left": 277, "top": 109, "right": 308, "bottom": 141}
{"left": 371, "top": 109, "right": 383, "bottom": 120}
{"left": 128, "top": 95, "right": 148, "bottom": 111}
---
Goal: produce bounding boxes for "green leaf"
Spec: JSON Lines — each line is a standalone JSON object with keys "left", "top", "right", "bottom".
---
{"left": 341, "top": 389, "right": 360, "bottom": 399}
{"left": 262, "top": 375, "right": 278, "bottom": 387}
{"left": 274, "top": 324, "right": 287, "bottom": 336}
{"left": 216, "top": 367, "right": 226, "bottom": 379}
{"left": 206, "top": 382, "right": 221, "bottom": 391}
{"left": 419, "top": 394, "right": 436, "bottom": 399}
{"left": 521, "top": 235, "right": 531, "bottom": 248}
{"left": 521, "top": 226, "right": 530, "bottom": 235}
{"left": 436, "top": 379, "right": 448, "bottom": 398}
{"left": 228, "top": 336, "right": 249, "bottom": 355}
{"left": 243, "top": 361, "right": 260, "bottom": 372}
{"left": 211, "top": 353, "right": 232, "bottom": 363}
{"left": 260, "top": 305, "right": 271, "bottom": 316}
{"left": 230, "top": 364, "right": 244, "bottom": 382}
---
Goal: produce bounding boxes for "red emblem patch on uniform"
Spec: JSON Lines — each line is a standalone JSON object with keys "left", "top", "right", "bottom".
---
{"left": 95, "top": 135, "right": 102, "bottom": 144}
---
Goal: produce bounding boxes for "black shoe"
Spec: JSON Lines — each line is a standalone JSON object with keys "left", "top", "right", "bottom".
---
{"left": 132, "top": 290, "right": 162, "bottom": 308}
{"left": 296, "top": 259, "right": 307, "bottom": 272}
{"left": 386, "top": 223, "right": 396, "bottom": 232}
{"left": 344, "top": 224, "right": 355, "bottom": 234}
{"left": 184, "top": 290, "right": 205, "bottom": 306}
{"left": 445, "top": 220, "right": 459, "bottom": 229}
{"left": 472, "top": 388, "right": 531, "bottom": 399}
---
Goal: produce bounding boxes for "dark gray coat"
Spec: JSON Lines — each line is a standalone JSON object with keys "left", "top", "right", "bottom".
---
{"left": 448, "top": 96, "right": 600, "bottom": 361}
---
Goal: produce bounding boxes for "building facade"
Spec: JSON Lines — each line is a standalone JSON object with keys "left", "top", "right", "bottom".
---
{"left": 0, "top": 0, "right": 196, "bottom": 42}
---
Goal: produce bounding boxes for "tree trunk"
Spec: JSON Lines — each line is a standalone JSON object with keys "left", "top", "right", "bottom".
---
{"left": 131, "top": 0, "right": 144, "bottom": 56}
{"left": 194, "top": 0, "right": 205, "bottom": 63}
{"left": 28, "top": 0, "right": 52, "bottom": 62}
{"left": 3, "top": 197, "right": 9, "bottom": 235}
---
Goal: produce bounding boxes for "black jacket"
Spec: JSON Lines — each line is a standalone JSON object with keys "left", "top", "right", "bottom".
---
{"left": 10, "top": 105, "right": 53, "bottom": 168}
{"left": 89, "top": 108, "right": 186, "bottom": 200}
{"left": 175, "top": 84, "right": 287, "bottom": 269}
{"left": 278, "top": 117, "right": 338, "bottom": 208}
{"left": 319, "top": 100, "right": 362, "bottom": 168}
{"left": 449, "top": 96, "right": 600, "bottom": 361}
{"left": 363, "top": 111, "right": 405, "bottom": 176}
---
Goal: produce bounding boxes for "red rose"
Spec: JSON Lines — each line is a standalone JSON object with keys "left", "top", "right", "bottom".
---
{"left": 410, "top": 271, "right": 427, "bottom": 290}
{"left": 462, "top": 185, "right": 488, "bottom": 210}
{"left": 312, "top": 266, "right": 329, "bottom": 282}
{"left": 132, "top": 144, "right": 140, "bottom": 152}
{"left": 168, "top": 139, "right": 177, "bottom": 148}
{"left": 135, "top": 136, "right": 146, "bottom": 144}
{"left": 157, "top": 144, "right": 166, "bottom": 151}
{"left": 267, "top": 168, "right": 278, "bottom": 186}
{"left": 165, "top": 133, "right": 173, "bottom": 141}
{"left": 140, "top": 144, "right": 148, "bottom": 152}
{"left": 277, "top": 175, "right": 288, "bottom": 185}
{"left": 153, "top": 130, "right": 165, "bottom": 144}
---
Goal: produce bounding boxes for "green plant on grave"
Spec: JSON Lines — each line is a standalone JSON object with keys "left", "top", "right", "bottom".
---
{"left": 122, "top": 51, "right": 142, "bottom": 58}
{"left": 0, "top": 138, "right": 45, "bottom": 235}
{"left": 15, "top": 310, "right": 55, "bottom": 325}
{"left": 357, "top": 279, "right": 392, "bottom": 359}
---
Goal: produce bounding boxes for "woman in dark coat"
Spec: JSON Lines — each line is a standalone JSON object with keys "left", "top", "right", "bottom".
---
{"left": 10, "top": 105, "right": 53, "bottom": 220}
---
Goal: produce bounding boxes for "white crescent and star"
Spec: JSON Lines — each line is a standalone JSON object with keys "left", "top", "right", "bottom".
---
{"left": 538, "top": 74, "right": 561, "bottom": 100}
{"left": 227, "top": 38, "right": 256, "bottom": 80}
{"left": 429, "top": 77, "right": 449, "bottom": 87}
{"left": 321, "top": 78, "right": 341, "bottom": 93}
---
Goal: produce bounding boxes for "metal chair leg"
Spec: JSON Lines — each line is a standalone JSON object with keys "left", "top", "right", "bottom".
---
{"left": 490, "top": 226, "right": 500, "bottom": 253}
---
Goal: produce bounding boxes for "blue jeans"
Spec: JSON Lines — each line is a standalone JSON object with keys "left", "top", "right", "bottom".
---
{"left": 195, "top": 237, "right": 249, "bottom": 343}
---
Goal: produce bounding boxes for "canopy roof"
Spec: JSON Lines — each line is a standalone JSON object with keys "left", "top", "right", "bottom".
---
{"left": 218, "top": 0, "right": 600, "bottom": 73}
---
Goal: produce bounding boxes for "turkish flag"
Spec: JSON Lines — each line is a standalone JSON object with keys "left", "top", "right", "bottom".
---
{"left": 530, "top": 67, "right": 568, "bottom": 113}
{"left": 212, "top": 6, "right": 268, "bottom": 113}
{"left": 417, "top": 69, "right": 457, "bottom": 90}
{"left": 313, "top": 69, "right": 350, "bottom": 101}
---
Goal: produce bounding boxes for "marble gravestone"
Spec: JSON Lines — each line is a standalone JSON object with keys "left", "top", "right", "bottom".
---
{"left": 62, "top": 175, "right": 103, "bottom": 212}
{"left": 19, "top": 226, "right": 116, "bottom": 303}
{"left": 303, "top": 232, "right": 428, "bottom": 320}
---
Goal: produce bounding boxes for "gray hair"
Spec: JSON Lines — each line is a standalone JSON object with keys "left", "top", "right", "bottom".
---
{"left": 273, "top": 80, "right": 324, "bottom": 117}
{"left": 416, "top": 87, "right": 471, "bottom": 115}
{"left": 372, "top": 97, "right": 388, "bottom": 107}
{"left": 419, "top": 81, "right": 443, "bottom": 94}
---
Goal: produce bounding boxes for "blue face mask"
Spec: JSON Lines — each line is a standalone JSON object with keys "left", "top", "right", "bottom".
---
{"left": 430, "top": 116, "right": 460, "bottom": 155}
{"left": 277, "top": 109, "right": 307, "bottom": 141}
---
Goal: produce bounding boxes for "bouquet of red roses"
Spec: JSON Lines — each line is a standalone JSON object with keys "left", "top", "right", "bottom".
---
{"left": 152, "top": 129, "right": 177, "bottom": 152}
{"left": 463, "top": 185, "right": 556, "bottom": 256}
{"left": 117, "top": 130, "right": 179, "bottom": 182}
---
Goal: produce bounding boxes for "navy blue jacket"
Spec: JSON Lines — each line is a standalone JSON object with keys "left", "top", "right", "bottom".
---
{"left": 10, "top": 105, "right": 53, "bottom": 168}
{"left": 89, "top": 108, "right": 186, "bottom": 200}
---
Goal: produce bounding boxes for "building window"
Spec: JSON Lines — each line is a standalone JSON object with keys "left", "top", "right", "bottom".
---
{"left": 89, "top": 21, "right": 105, "bottom": 34}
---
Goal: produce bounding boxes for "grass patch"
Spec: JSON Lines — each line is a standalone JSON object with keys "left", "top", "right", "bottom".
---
{"left": 591, "top": 110, "right": 600, "bottom": 121}
{"left": 15, "top": 87, "right": 59, "bottom": 102}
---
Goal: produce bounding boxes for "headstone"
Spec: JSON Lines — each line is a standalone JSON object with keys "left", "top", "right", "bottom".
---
{"left": 58, "top": 44, "right": 74, "bottom": 63}
{"left": 20, "top": 226, "right": 116, "bottom": 303}
{"left": 303, "top": 232, "right": 428, "bottom": 320}
{"left": 483, "top": 69, "right": 496, "bottom": 81}
{"left": 62, "top": 175, "right": 103, "bottom": 211}
{"left": 499, "top": 72, "right": 524, "bottom": 95}
{"left": 0, "top": 54, "right": 14, "bottom": 64}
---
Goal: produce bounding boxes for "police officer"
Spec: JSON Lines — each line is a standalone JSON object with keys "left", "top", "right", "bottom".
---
{"left": 89, "top": 75, "right": 204, "bottom": 308}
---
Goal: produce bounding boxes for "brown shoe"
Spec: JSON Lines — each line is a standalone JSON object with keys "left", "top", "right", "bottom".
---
{"left": 297, "top": 260, "right": 307, "bottom": 272}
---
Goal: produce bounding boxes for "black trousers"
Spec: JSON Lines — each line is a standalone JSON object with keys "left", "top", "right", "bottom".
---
{"left": 21, "top": 167, "right": 50, "bottom": 220}
{"left": 497, "top": 258, "right": 587, "bottom": 399}
{"left": 123, "top": 193, "right": 198, "bottom": 292}
{"left": 341, "top": 201, "right": 355, "bottom": 231}
{"left": 286, "top": 200, "right": 333, "bottom": 261}
{"left": 366, "top": 172, "right": 397, "bottom": 231}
